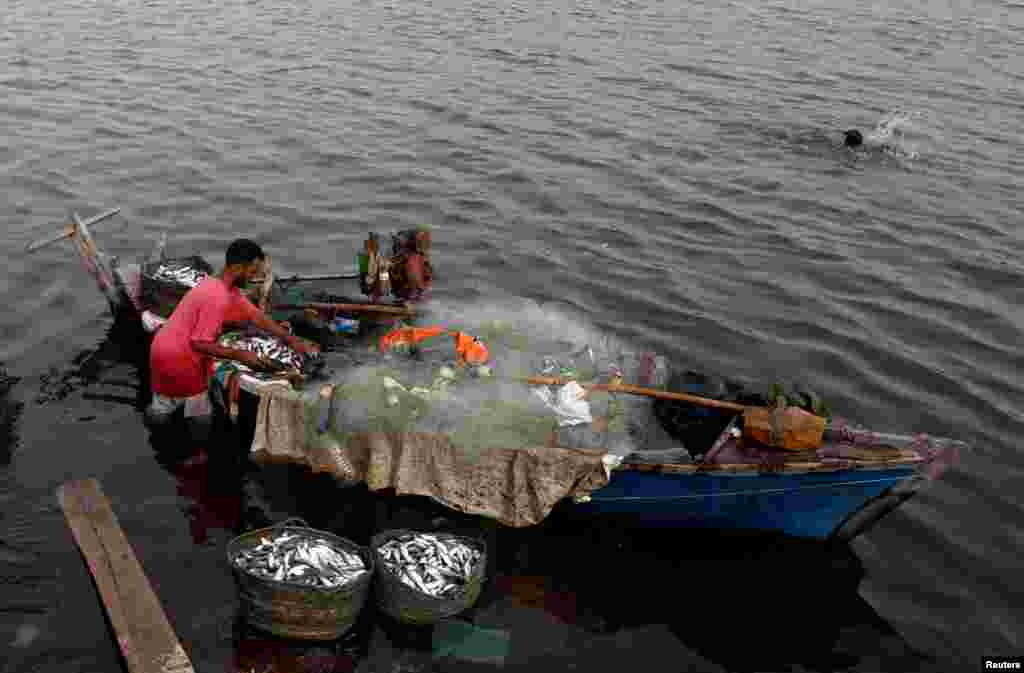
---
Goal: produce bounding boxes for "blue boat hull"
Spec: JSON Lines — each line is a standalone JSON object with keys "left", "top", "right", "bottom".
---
{"left": 568, "top": 466, "right": 921, "bottom": 540}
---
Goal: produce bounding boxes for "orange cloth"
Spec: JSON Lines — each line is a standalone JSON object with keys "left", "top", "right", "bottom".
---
{"left": 452, "top": 331, "right": 490, "bottom": 365}
{"left": 379, "top": 325, "right": 447, "bottom": 352}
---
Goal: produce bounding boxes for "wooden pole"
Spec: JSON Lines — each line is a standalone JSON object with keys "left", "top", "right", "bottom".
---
{"left": 274, "top": 302, "right": 416, "bottom": 316}
{"left": 254, "top": 255, "right": 275, "bottom": 313}
{"left": 57, "top": 478, "right": 195, "bottom": 673}
{"left": 523, "top": 376, "right": 749, "bottom": 413}
{"left": 275, "top": 271, "right": 361, "bottom": 282}
{"left": 523, "top": 376, "right": 826, "bottom": 450}
{"left": 25, "top": 207, "right": 121, "bottom": 253}
{"left": 72, "top": 211, "right": 122, "bottom": 311}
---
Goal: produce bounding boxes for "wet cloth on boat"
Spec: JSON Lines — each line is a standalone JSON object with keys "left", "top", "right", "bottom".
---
{"left": 141, "top": 310, "right": 167, "bottom": 333}
{"left": 147, "top": 391, "right": 212, "bottom": 419}
{"left": 532, "top": 381, "right": 593, "bottom": 428}
{"left": 247, "top": 387, "right": 611, "bottom": 527}
{"left": 209, "top": 361, "right": 294, "bottom": 417}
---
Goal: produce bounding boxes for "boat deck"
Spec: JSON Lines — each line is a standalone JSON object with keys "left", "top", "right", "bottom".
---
{"left": 621, "top": 415, "right": 934, "bottom": 475}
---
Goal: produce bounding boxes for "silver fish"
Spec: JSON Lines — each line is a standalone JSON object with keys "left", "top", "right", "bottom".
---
{"left": 233, "top": 530, "right": 367, "bottom": 588}
{"left": 377, "top": 533, "right": 482, "bottom": 598}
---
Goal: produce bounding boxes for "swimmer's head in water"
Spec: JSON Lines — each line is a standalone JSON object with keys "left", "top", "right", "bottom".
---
{"left": 843, "top": 129, "right": 864, "bottom": 148}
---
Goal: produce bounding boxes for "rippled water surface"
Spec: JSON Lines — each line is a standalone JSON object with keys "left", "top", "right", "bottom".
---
{"left": 2, "top": 0, "right": 1022, "bottom": 670}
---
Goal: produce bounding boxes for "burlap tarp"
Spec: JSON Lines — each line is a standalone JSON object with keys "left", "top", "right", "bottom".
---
{"left": 248, "top": 388, "right": 612, "bottom": 527}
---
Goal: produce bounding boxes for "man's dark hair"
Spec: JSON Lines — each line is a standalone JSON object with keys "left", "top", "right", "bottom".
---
{"left": 225, "top": 239, "right": 265, "bottom": 267}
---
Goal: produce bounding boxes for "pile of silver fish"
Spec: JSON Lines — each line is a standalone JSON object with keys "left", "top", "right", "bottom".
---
{"left": 232, "top": 531, "right": 368, "bottom": 588}
{"left": 377, "top": 533, "right": 482, "bottom": 599}
{"left": 151, "top": 262, "right": 209, "bottom": 288}
{"left": 220, "top": 334, "right": 304, "bottom": 371}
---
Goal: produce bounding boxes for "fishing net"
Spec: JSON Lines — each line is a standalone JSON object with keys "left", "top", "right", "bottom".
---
{"left": 242, "top": 307, "right": 693, "bottom": 525}
{"left": 305, "top": 317, "right": 675, "bottom": 458}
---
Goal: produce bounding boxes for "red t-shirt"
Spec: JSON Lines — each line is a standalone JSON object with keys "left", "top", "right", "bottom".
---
{"left": 150, "top": 277, "right": 261, "bottom": 397}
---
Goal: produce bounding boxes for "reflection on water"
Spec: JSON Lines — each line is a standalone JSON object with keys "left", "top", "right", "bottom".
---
{"left": 0, "top": 363, "right": 22, "bottom": 468}
{"left": 231, "top": 619, "right": 365, "bottom": 673}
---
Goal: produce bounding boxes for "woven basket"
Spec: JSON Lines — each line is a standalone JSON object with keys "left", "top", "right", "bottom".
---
{"left": 370, "top": 529, "right": 487, "bottom": 625}
{"left": 226, "top": 518, "right": 374, "bottom": 640}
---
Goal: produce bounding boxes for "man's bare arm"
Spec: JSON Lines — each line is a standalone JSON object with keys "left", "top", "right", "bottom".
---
{"left": 192, "top": 340, "right": 263, "bottom": 369}
{"left": 246, "top": 312, "right": 319, "bottom": 353}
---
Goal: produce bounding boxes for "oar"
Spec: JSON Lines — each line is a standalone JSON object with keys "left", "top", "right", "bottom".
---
{"left": 273, "top": 301, "right": 416, "bottom": 316}
{"left": 523, "top": 376, "right": 826, "bottom": 450}
{"left": 523, "top": 376, "right": 747, "bottom": 412}
{"left": 25, "top": 208, "right": 121, "bottom": 253}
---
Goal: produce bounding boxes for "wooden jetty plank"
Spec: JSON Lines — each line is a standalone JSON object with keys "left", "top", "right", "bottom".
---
{"left": 57, "top": 478, "right": 194, "bottom": 673}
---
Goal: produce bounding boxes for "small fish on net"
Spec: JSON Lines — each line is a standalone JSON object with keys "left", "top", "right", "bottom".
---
{"left": 377, "top": 533, "right": 482, "bottom": 599}
{"left": 232, "top": 531, "right": 368, "bottom": 588}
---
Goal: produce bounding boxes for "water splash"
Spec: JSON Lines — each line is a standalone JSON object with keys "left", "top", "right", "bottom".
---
{"left": 847, "top": 110, "right": 929, "bottom": 162}
{"left": 10, "top": 623, "right": 41, "bottom": 649}
{"left": 868, "top": 111, "right": 927, "bottom": 158}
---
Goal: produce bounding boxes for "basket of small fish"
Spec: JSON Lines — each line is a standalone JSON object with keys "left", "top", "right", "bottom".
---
{"left": 227, "top": 518, "right": 374, "bottom": 640}
{"left": 141, "top": 256, "right": 215, "bottom": 318}
{"left": 370, "top": 529, "right": 487, "bottom": 625}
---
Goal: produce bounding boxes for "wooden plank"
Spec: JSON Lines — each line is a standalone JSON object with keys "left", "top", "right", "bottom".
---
{"left": 72, "top": 212, "right": 125, "bottom": 311}
{"left": 25, "top": 207, "right": 121, "bottom": 252}
{"left": 26, "top": 223, "right": 76, "bottom": 253}
{"left": 275, "top": 270, "right": 361, "bottom": 282}
{"left": 618, "top": 454, "right": 924, "bottom": 476}
{"left": 57, "top": 479, "right": 194, "bottom": 673}
{"left": 274, "top": 301, "right": 416, "bottom": 316}
{"left": 256, "top": 255, "right": 274, "bottom": 312}
{"left": 524, "top": 376, "right": 748, "bottom": 412}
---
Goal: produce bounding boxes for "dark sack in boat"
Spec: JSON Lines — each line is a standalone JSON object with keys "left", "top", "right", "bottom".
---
{"left": 653, "top": 371, "right": 828, "bottom": 455}
{"left": 653, "top": 370, "right": 745, "bottom": 455}
{"left": 141, "top": 256, "right": 215, "bottom": 318}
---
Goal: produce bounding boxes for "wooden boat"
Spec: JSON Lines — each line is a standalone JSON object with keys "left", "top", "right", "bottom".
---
{"left": 562, "top": 413, "right": 961, "bottom": 541}
{"left": 30, "top": 208, "right": 966, "bottom": 542}
{"left": 25, "top": 207, "right": 416, "bottom": 335}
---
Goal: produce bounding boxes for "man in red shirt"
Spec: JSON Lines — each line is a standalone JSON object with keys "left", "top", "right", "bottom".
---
{"left": 146, "top": 239, "right": 316, "bottom": 427}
